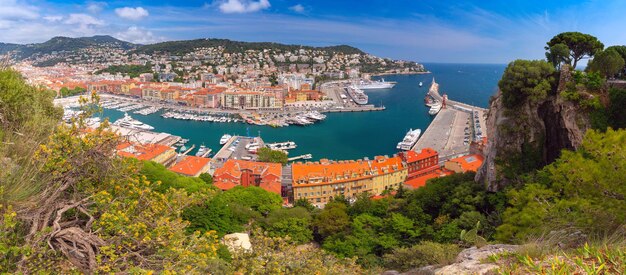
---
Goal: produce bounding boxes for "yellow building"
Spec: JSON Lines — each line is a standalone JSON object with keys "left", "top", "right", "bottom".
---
{"left": 291, "top": 156, "right": 407, "bottom": 207}
{"left": 292, "top": 159, "right": 375, "bottom": 206}
{"left": 142, "top": 88, "right": 162, "bottom": 101}
{"left": 369, "top": 155, "right": 407, "bottom": 195}
{"left": 121, "top": 82, "right": 136, "bottom": 95}
{"left": 160, "top": 89, "right": 180, "bottom": 101}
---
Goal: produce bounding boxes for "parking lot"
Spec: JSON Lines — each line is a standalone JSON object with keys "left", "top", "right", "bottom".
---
{"left": 211, "top": 136, "right": 265, "bottom": 170}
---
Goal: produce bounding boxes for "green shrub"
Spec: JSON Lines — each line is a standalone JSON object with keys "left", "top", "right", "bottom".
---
{"left": 382, "top": 241, "right": 461, "bottom": 271}
{"left": 499, "top": 60, "right": 555, "bottom": 108}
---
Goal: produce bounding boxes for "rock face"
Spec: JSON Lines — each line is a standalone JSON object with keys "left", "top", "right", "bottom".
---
{"left": 476, "top": 66, "right": 590, "bottom": 191}
{"left": 434, "top": 245, "right": 519, "bottom": 274}
{"left": 222, "top": 233, "right": 252, "bottom": 252}
{"left": 402, "top": 244, "right": 519, "bottom": 275}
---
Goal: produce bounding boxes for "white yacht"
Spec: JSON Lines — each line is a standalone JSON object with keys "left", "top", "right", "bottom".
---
{"left": 220, "top": 134, "right": 232, "bottom": 145}
{"left": 113, "top": 113, "right": 154, "bottom": 130}
{"left": 428, "top": 102, "right": 442, "bottom": 115}
{"left": 304, "top": 111, "right": 326, "bottom": 121}
{"left": 195, "top": 144, "right": 211, "bottom": 157}
{"left": 419, "top": 81, "right": 423, "bottom": 87}
{"left": 396, "top": 129, "right": 422, "bottom": 151}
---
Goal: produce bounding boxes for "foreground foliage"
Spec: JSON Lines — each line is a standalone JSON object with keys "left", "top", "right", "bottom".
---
{"left": 229, "top": 230, "right": 364, "bottom": 274}
{"left": 496, "top": 128, "right": 626, "bottom": 242}
{"left": 494, "top": 241, "right": 625, "bottom": 274}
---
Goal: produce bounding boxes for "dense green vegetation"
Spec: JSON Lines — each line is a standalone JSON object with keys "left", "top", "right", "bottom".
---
{"left": 545, "top": 32, "right": 604, "bottom": 69}
{"left": 496, "top": 129, "right": 626, "bottom": 242}
{"left": 140, "top": 160, "right": 213, "bottom": 193}
{"left": 95, "top": 64, "right": 153, "bottom": 78}
{"left": 498, "top": 59, "right": 556, "bottom": 108}
{"left": 59, "top": 86, "right": 86, "bottom": 97}
{"left": 0, "top": 35, "right": 135, "bottom": 59}
{"left": 587, "top": 47, "right": 625, "bottom": 78}
{"left": 605, "top": 45, "right": 626, "bottom": 78}
{"left": 134, "top": 38, "right": 364, "bottom": 55}
{"left": 256, "top": 147, "right": 288, "bottom": 164}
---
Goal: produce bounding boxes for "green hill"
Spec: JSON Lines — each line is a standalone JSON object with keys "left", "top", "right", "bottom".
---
{"left": 134, "top": 38, "right": 365, "bottom": 55}
{"left": 0, "top": 35, "right": 136, "bottom": 59}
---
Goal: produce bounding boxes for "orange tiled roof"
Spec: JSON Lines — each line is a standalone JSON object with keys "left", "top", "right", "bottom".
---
{"left": 404, "top": 169, "right": 452, "bottom": 189}
{"left": 292, "top": 159, "right": 373, "bottom": 186}
{"left": 447, "top": 154, "right": 484, "bottom": 172}
{"left": 214, "top": 181, "right": 237, "bottom": 190}
{"left": 116, "top": 142, "right": 173, "bottom": 161}
{"left": 169, "top": 156, "right": 211, "bottom": 176}
{"left": 369, "top": 155, "right": 404, "bottom": 174}
{"left": 402, "top": 148, "right": 438, "bottom": 163}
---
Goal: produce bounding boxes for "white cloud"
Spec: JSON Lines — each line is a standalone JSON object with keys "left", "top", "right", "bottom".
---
{"left": 64, "top": 13, "right": 104, "bottom": 26}
{"left": 218, "top": 0, "right": 270, "bottom": 14}
{"left": 64, "top": 13, "right": 105, "bottom": 35}
{"left": 86, "top": 2, "right": 107, "bottom": 14}
{"left": 43, "top": 15, "right": 63, "bottom": 22}
{"left": 289, "top": 4, "right": 305, "bottom": 13}
{"left": 115, "top": 7, "right": 149, "bottom": 20}
{"left": 115, "top": 26, "right": 164, "bottom": 44}
{"left": 0, "top": 0, "right": 39, "bottom": 20}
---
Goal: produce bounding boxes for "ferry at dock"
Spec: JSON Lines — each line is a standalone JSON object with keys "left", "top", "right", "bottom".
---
{"left": 346, "top": 85, "right": 369, "bottom": 105}
{"left": 355, "top": 79, "right": 396, "bottom": 90}
{"left": 397, "top": 129, "right": 421, "bottom": 151}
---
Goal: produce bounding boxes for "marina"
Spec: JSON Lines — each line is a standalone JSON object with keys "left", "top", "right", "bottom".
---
{"left": 56, "top": 64, "right": 502, "bottom": 161}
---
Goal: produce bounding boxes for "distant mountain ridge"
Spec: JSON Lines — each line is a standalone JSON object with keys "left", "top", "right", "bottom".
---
{"left": 134, "top": 38, "right": 365, "bottom": 55}
{"left": 0, "top": 35, "right": 136, "bottom": 59}
{"left": 0, "top": 35, "right": 368, "bottom": 61}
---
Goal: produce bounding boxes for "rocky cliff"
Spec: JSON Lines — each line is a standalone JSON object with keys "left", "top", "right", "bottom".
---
{"left": 476, "top": 66, "right": 591, "bottom": 191}
{"left": 383, "top": 244, "right": 520, "bottom": 275}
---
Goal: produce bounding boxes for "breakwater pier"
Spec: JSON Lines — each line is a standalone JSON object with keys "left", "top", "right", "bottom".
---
{"left": 412, "top": 79, "right": 487, "bottom": 162}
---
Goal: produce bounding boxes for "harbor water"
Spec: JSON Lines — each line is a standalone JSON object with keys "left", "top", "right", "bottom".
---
{"left": 98, "top": 63, "right": 505, "bottom": 161}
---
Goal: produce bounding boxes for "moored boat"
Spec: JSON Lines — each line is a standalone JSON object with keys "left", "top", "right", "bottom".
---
{"left": 113, "top": 113, "right": 154, "bottom": 130}
{"left": 396, "top": 129, "right": 421, "bottom": 151}
{"left": 220, "top": 134, "right": 232, "bottom": 145}
{"left": 428, "top": 102, "right": 442, "bottom": 115}
{"left": 356, "top": 78, "right": 396, "bottom": 90}
{"left": 346, "top": 85, "right": 368, "bottom": 105}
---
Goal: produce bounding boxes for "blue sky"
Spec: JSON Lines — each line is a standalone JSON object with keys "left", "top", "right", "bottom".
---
{"left": 1, "top": 0, "right": 625, "bottom": 63}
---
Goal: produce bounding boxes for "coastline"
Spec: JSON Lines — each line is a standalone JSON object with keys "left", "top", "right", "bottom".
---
{"left": 372, "top": 71, "right": 432, "bottom": 77}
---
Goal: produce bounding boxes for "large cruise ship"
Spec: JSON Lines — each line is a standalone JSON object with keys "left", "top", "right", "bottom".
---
{"left": 113, "top": 113, "right": 154, "bottom": 130}
{"left": 397, "top": 129, "right": 421, "bottom": 151}
{"left": 355, "top": 79, "right": 396, "bottom": 90}
{"left": 346, "top": 85, "right": 369, "bottom": 105}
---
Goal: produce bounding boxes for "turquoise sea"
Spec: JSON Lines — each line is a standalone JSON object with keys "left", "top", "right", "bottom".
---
{"left": 99, "top": 63, "right": 505, "bottom": 161}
